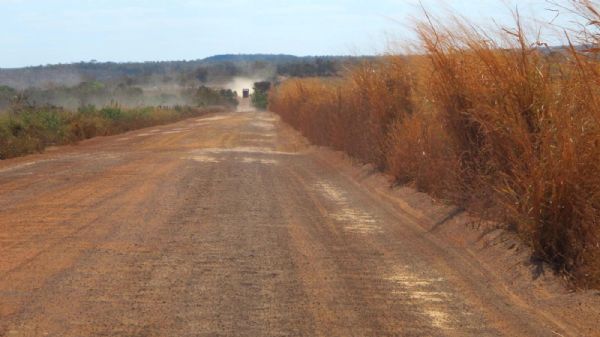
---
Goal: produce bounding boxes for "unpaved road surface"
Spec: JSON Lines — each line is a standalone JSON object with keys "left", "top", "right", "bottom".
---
{"left": 0, "top": 111, "right": 597, "bottom": 336}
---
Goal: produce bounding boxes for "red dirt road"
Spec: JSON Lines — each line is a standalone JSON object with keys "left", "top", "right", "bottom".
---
{"left": 0, "top": 111, "right": 598, "bottom": 336}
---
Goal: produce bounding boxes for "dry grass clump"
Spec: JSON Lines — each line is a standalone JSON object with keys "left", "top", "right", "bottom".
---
{"left": 271, "top": 58, "right": 416, "bottom": 168}
{"left": 418, "top": 13, "right": 600, "bottom": 285}
{"left": 269, "top": 2, "right": 600, "bottom": 287}
{"left": 386, "top": 112, "right": 459, "bottom": 197}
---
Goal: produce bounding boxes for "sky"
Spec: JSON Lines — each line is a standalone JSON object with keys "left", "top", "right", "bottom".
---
{"left": 0, "top": 0, "right": 581, "bottom": 68}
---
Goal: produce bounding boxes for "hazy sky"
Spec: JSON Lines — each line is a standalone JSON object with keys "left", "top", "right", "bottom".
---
{"left": 0, "top": 0, "right": 578, "bottom": 68}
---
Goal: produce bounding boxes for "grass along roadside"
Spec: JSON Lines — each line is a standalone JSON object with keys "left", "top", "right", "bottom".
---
{"left": 0, "top": 105, "right": 224, "bottom": 159}
{"left": 269, "top": 2, "right": 600, "bottom": 288}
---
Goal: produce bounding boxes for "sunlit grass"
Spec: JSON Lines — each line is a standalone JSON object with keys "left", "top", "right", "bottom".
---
{"left": 0, "top": 105, "right": 216, "bottom": 159}
{"left": 269, "top": 1, "right": 600, "bottom": 288}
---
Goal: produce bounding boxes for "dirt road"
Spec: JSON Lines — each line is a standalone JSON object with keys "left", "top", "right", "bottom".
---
{"left": 0, "top": 111, "right": 597, "bottom": 337}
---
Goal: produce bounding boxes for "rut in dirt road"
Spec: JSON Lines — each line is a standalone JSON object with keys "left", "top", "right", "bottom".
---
{"left": 0, "top": 111, "right": 597, "bottom": 337}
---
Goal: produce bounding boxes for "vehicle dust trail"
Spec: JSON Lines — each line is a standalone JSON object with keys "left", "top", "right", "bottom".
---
{"left": 0, "top": 111, "right": 595, "bottom": 337}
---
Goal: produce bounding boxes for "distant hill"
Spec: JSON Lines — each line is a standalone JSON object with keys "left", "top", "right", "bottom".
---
{"left": 201, "top": 54, "right": 301, "bottom": 63}
{"left": 0, "top": 54, "right": 367, "bottom": 90}
{"left": 201, "top": 54, "right": 360, "bottom": 63}
{"left": 0, "top": 60, "right": 202, "bottom": 89}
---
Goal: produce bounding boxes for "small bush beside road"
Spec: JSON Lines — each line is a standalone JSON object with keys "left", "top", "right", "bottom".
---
{"left": 251, "top": 81, "right": 271, "bottom": 110}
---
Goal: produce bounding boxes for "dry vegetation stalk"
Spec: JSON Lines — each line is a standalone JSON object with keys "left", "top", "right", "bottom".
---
{"left": 269, "top": 1, "right": 600, "bottom": 287}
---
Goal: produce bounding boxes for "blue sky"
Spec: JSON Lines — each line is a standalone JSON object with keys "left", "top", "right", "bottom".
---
{"left": 0, "top": 0, "right": 578, "bottom": 68}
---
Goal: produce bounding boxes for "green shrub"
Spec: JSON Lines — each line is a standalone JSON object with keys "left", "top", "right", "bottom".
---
{"left": 251, "top": 81, "right": 271, "bottom": 110}
{"left": 0, "top": 105, "right": 213, "bottom": 159}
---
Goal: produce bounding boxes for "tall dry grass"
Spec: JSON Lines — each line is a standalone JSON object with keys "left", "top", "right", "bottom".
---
{"left": 418, "top": 12, "right": 600, "bottom": 284}
{"left": 269, "top": 2, "right": 600, "bottom": 287}
{"left": 271, "top": 58, "right": 416, "bottom": 168}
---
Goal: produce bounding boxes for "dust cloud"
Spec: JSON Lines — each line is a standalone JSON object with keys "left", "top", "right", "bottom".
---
{"left": 222, "top": 77, "right": 265, "bottom": 95}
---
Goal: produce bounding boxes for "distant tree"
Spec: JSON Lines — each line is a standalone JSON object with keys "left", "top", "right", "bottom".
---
{"left": 206, "top": 62, "right": 239, "bottom": 79}
{"left": 74, "top": 81, "right": 108, "bottom": 107}
{"left": 8, "top": 91, "right": 33, "bottom": 114}
{"left": 251, "top": 81, "right": 271, "bottom": 110}
{"left": 253, "top": 81, "right": 271, "bottom": 93}
{"left": 252, "top": 61, "right": 268, "bottom": 71}
{"left": 0, "top": 85, "right": 17, "bottom": 109}
{"left": 192, "top": 86, "right": 238, "bottom": 107}
{"left": 276, "top": 57, "right": 339, "bottom": 77}
{"left": 194, "top": 68, "right": 208, "bottom": 83}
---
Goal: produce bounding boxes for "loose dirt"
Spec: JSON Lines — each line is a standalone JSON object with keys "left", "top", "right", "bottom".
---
{"left": 0, "top": 111, "right": 598, "bottom": 337}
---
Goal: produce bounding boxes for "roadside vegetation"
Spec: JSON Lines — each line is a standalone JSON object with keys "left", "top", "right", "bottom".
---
{"left": 0, "top": 105, "right": 221, "bottom": 159}
{"left": 0, "top": 54, "right": 357, "bottom": 156}
{"left": 0, "top": 84, "right": 237, "bottom": 159}
{"left": 269, "top": 1, "right": 600, "bottom": 288}
{"left": 193, "top": 86, "right": 238, "bottom": 107}
{"left": 0, "top": 81, "right": 239, "bottom": 111}
{"left": 251, "top": 81, "right": 271, "bottom": 110}
{"left": 0, "top": 55, "right": 358, "bottom": 91}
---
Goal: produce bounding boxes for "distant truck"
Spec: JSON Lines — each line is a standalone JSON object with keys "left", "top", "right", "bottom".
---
{"left": 242, "top": 89, "right": 250, "bottom": 98}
